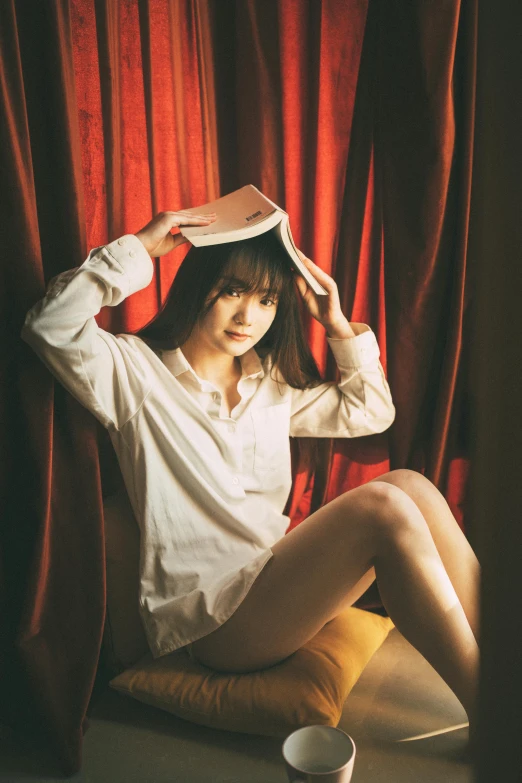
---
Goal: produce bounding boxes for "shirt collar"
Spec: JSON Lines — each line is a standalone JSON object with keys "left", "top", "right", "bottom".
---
{"left": 161, "top": 346, "right": 265, "bottom": 388}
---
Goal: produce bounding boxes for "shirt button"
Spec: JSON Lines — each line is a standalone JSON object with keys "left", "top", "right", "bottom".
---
{"left": 118, "top": 238, "right": 126, "bottom": 246}
{"left": 228, "top": 423, "right": 235, "bottom": 433}
{"left": 213, "top": 393, "right": 219, "bottom": 401}
{"left": 232, "top": 477, "right": 239, "bottom": 485}
{"left": 129, "top": 250, "right": 136, "bottom": 258}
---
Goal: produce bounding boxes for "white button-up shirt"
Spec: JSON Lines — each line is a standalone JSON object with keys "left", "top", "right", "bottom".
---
{"left": 21, "top": 234, "right": 396, "bottom": 657}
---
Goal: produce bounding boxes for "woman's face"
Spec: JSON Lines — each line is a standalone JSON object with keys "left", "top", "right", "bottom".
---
{"left": 196, "top": 272, "right": 279, "bottom": 358}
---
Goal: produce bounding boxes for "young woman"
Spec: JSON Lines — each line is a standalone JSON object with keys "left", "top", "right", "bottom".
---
{"left": 21, "top": 209, "right": 479, "bottom": 729}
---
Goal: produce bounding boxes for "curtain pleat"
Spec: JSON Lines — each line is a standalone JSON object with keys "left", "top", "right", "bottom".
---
{"left": 1, "top": 0, "right": 476, "bottom": 772}
{"left": 2, "top": 0, "right": 105, "bottom": 774}
{"left": 376, "top": 1, "right": 476, "bottom": 491}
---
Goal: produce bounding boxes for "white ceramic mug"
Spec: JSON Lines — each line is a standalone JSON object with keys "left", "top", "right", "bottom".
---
{"left": 282, "top": 725, "right": 356, "bottom": 782}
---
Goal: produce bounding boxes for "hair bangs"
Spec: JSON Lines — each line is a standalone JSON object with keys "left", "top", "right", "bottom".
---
{"left": 218, "top": 239, "right": 289, "bottom": 301}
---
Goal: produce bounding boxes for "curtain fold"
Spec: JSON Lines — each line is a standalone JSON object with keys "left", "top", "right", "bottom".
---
{"left": 1, "top": 0, "right": 105, "bottom": 774}
{"left": 376, "top": 0, "right": 477, "bottom": 491}
{"left": 1, "top": 0, "right": 476, "bottom": 773}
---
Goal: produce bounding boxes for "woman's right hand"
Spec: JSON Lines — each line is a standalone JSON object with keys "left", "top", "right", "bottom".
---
{"left": 134, "top": 210, "right": 217, "bottom": 257}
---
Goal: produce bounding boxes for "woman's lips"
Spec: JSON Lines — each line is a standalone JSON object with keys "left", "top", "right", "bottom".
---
{"left": 225, "top": 331, "right": 250, "bottom": 341}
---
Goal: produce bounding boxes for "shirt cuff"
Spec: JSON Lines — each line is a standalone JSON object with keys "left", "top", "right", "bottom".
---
{"left": 104, "top": 234, "right": 154, "bottom": 296}
{"left": 327, "top": 328, "right": 380, "bottom": 367}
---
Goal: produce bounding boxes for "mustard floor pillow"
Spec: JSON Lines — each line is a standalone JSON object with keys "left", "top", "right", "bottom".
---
{"left": 110, "top": 606, "right": 393, "bottom": 737}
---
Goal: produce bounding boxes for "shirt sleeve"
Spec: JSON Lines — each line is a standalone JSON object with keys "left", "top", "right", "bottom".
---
{"left": 289, "top": 328, "right": 396, "bottom": 437}
{"left": 20, "top": 234, "right": 155, "bottom": 432}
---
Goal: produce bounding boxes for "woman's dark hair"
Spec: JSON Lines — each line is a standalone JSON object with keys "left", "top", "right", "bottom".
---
{"left": 132, "top": 231, "right": 323, "bottom": 391}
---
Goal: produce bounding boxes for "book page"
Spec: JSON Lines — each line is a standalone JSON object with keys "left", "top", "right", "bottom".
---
{"left": 180, "top": 185, "right": 282, "bottom": 238}
{"left": 183, "top": 210, "right": 282, "bottom": 245}
{"left": 272, "top": 217, "right": 328, "bottom": 295}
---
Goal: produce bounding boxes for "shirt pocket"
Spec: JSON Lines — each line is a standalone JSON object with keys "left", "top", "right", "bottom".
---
{"left": 251, "top": 402, "right": 291, "bottom": 474}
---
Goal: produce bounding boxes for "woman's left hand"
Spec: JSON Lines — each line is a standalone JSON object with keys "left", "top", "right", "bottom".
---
{"left": 294, "top": 249, "right": 356, "bottom": 337}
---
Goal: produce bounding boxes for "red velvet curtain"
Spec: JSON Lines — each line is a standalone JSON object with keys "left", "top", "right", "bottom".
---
{"left": 0, "top": 0, "right": 477, "bottom": 774}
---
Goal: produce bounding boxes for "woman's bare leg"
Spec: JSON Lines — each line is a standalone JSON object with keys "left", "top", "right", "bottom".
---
{"left": 322, "top": 469, "right": 480, "bottom": 638}
{"left": 366, "top": 469, "right": 480, "bottom": 641}
{"left": 191, "top": 481, "right": 478, "bottom": 722}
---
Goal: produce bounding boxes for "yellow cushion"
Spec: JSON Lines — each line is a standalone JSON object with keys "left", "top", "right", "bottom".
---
{"left": 109, "top": 606, "right": 393, "bottom": 736}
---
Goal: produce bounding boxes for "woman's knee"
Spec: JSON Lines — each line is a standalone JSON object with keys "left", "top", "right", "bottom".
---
{"left": 342, "top": 480, "right": 428, "bottom": 544}
{"left": 369, "top": 468, "right": 436, "bottom": 499}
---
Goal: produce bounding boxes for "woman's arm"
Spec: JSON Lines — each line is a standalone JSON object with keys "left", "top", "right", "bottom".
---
{"left": 21, "top": 235, "right": 156, "bottom": 431}
{"left": 21, "top": 211, "right": 217, "bottom": 431}
{"left": 289, "top": 329, "right": 395, "bottom": 437}
{"left": 288, "top": 249, "right": 395, "bottom": 437}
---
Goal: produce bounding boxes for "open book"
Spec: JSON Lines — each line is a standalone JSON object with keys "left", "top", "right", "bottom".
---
{"left": 178, "top": 185, "right": 328, "bottom": 296}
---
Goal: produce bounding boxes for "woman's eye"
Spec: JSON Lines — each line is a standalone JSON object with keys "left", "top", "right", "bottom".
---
{"left": 222, "top": 286, "right": 276, "bottom": 306}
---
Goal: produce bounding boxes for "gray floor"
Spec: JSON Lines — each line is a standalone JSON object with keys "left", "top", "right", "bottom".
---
{"left": 0, "top": 630, "right": 471, "bottom": 782}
